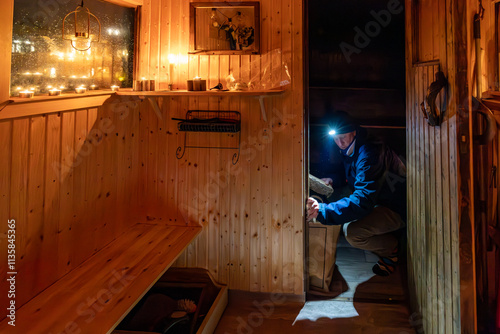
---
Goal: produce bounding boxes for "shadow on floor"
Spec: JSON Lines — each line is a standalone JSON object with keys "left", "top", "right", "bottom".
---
{"left": 215, "top": 236, "right": 416, "bottom": 334}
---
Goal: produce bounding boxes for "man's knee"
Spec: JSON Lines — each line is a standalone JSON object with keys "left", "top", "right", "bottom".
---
{"left": 345, "top": 224, "right": 366, "bottom": 247}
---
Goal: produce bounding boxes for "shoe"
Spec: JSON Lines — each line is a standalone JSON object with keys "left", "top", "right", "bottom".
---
{"left": 372, "top": 245, "right": 398, "bottom": 276}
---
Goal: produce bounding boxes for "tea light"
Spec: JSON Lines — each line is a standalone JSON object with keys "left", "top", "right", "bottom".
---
{"left": 48, "top": 89, "right": 61, "bottom": 96}
{"left": 75, "top": 87, "right": 87, "bottom": 94}
{"left": 19, "top": 90, "right": 34, "bottom": 98}
{"left": 111, "top": 85, "right": 120, "bottom": 92}
{"left": 89, "top": 84, "right": 98, "bottom": 90}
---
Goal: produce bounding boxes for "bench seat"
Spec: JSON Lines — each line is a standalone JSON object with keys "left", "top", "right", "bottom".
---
{"left": 0, "top": 223, "right": 201, "bottom": 334}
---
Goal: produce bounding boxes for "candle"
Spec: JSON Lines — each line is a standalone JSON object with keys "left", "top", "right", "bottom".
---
{"left": 148, "top": 80, "right": 155, "bottom": 91}
{"left": 19, "top": 91, "right": 34, "bottom": 98}
{"left": 134, "top": 80, "right": 142, "bottom": 91}
{"left": 75, "top": 87, "right": 87, "bottom": 94}
{"left": 193, "top": 77, "right": 201, "bottom": 91}
{"left": 169, "top": 63, "right": 175, "bottom": 84}
{"left": 111, "top": 85, "right": 120, "bottom": 92}
{"left": 89, "top": 84, "right": 98, "bottom": 90}
{"left": 48, "top": 89, "right": 61, "bottom": 96}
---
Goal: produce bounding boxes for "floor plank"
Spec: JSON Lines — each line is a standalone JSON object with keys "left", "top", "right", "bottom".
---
{"left": 215, "top": 236, "right": 415, "bottom": 333}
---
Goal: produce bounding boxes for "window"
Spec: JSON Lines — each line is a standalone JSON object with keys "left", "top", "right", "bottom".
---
{"left": 11, "top": 0, "right": 135, "bottom": 96}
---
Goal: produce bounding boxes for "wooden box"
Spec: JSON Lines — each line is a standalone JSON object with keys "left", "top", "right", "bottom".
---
{"left": 113, "top": 268, "right": 227, "bottom": 334}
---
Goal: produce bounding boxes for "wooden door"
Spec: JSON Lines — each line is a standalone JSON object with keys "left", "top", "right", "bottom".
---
{"left": 405, "top": 0, "right": 476, "bottom": 333}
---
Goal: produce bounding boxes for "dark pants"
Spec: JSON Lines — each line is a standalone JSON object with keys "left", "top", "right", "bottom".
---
{"left": 344, "top": 206, "right": 404, "bottom": 258}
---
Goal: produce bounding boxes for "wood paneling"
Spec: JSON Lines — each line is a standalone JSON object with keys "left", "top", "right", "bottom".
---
{"left": 0, "top": 99, "right": 143, "bottom": 319}
{"left": 0, "top": 0, "right": 304, "bottom": 323}
{"left": 406, "top": 0, "right": 478, "bottom": 332}
{"left": 136, "top": 0, "right": 304, "bottom": 294}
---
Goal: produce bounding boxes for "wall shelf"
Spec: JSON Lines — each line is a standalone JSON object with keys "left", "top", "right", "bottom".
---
{"left": 116, "top": 88, "right": 287, "bottom": 121}
{"left": 0, "top": 88, "right": 286, "bottom": 121}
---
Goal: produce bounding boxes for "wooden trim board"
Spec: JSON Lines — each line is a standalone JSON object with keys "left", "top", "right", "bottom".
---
{"left": 0, "top": 94, "right": 114, "bottom": 120}
{"left": 0, "top": 223, "right": 202, "bottom": 334}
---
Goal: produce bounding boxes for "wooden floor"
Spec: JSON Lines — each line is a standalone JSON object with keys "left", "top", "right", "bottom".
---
{"left": 215, "top": 236, "right": 416, "bottom": 333}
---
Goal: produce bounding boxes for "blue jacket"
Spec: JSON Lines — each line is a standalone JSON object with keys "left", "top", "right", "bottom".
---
{"left": 317, "top": 135, "right": 407, "bottom": 225}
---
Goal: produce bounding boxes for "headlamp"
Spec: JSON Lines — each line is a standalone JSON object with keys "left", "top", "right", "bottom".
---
{"left": 328, "top": 129, "right": 336, "bottom": 136}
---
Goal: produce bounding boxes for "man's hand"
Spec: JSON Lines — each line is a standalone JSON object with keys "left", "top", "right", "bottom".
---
{"left": 306, "top": 197, "right": 320, "bottom": 222}
{"left": 321, "top": 178, "right": 333, "bottom": 187}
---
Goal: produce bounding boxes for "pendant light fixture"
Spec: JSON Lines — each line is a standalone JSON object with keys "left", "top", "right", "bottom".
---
{"left": 62, "top": 0, "right": 101, "bottom": 52}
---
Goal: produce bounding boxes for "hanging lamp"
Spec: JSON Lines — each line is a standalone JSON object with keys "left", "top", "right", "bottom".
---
{"left": 62, "top": 0, "right": 101, "bottom": 52}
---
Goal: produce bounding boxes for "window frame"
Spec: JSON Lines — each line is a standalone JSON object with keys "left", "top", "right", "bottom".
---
{"left": 0, "top": 0, "right": 142, "bottom": 119}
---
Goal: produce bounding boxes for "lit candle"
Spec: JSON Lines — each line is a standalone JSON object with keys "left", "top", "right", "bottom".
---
{"left": 170, "top": 64, "right": 174, "bottom": 81}
{"left": 193, "top": 77, "right": 201, "bottom": 91}
{"left": 110, "top": 85, "right": 120, "bottom": 92}
{"left": 89, "top": 84, "right": 98, "bottom": 90}
{"left": 75, "top": 86, "right": 87, "bottom": 94}
{"left": 48, "top": 89, "right": 61, "bottom": 96}
{"left": 19, "top": 90, "right": 34, "bottom": 98}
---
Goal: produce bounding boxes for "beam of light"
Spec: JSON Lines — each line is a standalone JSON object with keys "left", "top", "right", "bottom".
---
{"left": 293, "top": 241, "right": 376, "bottom": 323}
{"left": 328, "top": 129, "right": 336, "bottom": 136}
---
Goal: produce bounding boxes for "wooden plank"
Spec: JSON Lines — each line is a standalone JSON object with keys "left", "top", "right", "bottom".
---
{"left": 9, "top": 118, "right": 30, "bottom": 307}
{"left": 139, "top": 0, "right": 151, "bottom": 79}
{"left": 197, "top": 86, "right": 210, "bottom": 270}
{"left": 434, "top": 72, "right": 445, "bottom": 334}
{"left": 159, "top": 0, "right": 172, "bottom": 89}
{"left": 0, "top": 95, "right": 113, "bottom": 121}
{"left": 421, "top": 65, "right": 430, "bottom": 333}
{"left": 0, "top": 120, "right": 12, "bottom": 320}
{"left": 104, "top": 0, "right": 143, "bottom": 7}
{"left": 291, "top": 0, "right": 304, "bottom": 295}
{"left": 57, "top": 112, "right": 75, "bottom": 276}
{"left": 0, "top": 224, "right": 201, "bottom": 334}
{"left": 85, "top": 108, "right": 100, "bottom": 240}
{"left": 198, "top": 286, "right": 228, "bottom": 334}
{"left": 71, "top": 110, "right": 89, "bottom": 268}
{"left": 0, "top": 0, "right": 13, "bottom": 103}
{"left": 40, "top": 114, "right": 62, "bottom": 297}
{"left": 238, "top": 57, "right": 251, "bottom": 292}
{"left": 25, "top": 116, "right": 47, "bottom": 300}
{"left": 149, "top": 0, "right": 161, "bottom": 84}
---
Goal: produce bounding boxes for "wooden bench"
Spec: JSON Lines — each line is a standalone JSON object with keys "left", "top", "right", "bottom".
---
{"left": 0, "top": 223, "right": 201, "bottom": 334}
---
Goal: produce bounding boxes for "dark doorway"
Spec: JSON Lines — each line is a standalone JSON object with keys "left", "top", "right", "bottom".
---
{"left": 305, "top": 0, "right": 408, "bottom": 303}
{"left": 307, "top": 0, "right": 406, "bottom": 178}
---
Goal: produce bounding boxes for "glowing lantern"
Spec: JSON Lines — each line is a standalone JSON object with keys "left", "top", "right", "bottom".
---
{"left": 62, "top": 0, "right": 101, "bottom": 52}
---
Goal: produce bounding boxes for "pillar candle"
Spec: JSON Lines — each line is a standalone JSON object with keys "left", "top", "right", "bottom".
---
{"left": 169, "top": 63, "right": 175, "bottom": 84}
{"left": 193, "top": 77, "right": 201, "bottom": 91}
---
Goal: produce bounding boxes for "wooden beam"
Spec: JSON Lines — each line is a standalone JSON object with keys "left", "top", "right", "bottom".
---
{"left": 104, "top": 0, "right": 143, "bottom": 8}
{"left": 0, "top": 94, "right": 114, "bottom": 120}
{"left": 452, "top": 0, "right": 477, "bottom": 332}
{"left": 0, "top": 0, "right": 13, "bottom": 104}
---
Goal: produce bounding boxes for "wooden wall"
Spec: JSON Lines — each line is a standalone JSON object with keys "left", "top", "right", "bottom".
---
{"left": 0, "top": 97, "right": 143, "bottom": 319}
{"left": 406, "top": 0, "right": 479, "bottom": 332}
{"left": 135, "top": 0, "right": 305, "bottom": 294}
{"left": 0, "top": 0, "right": 304, "bottom": 321}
